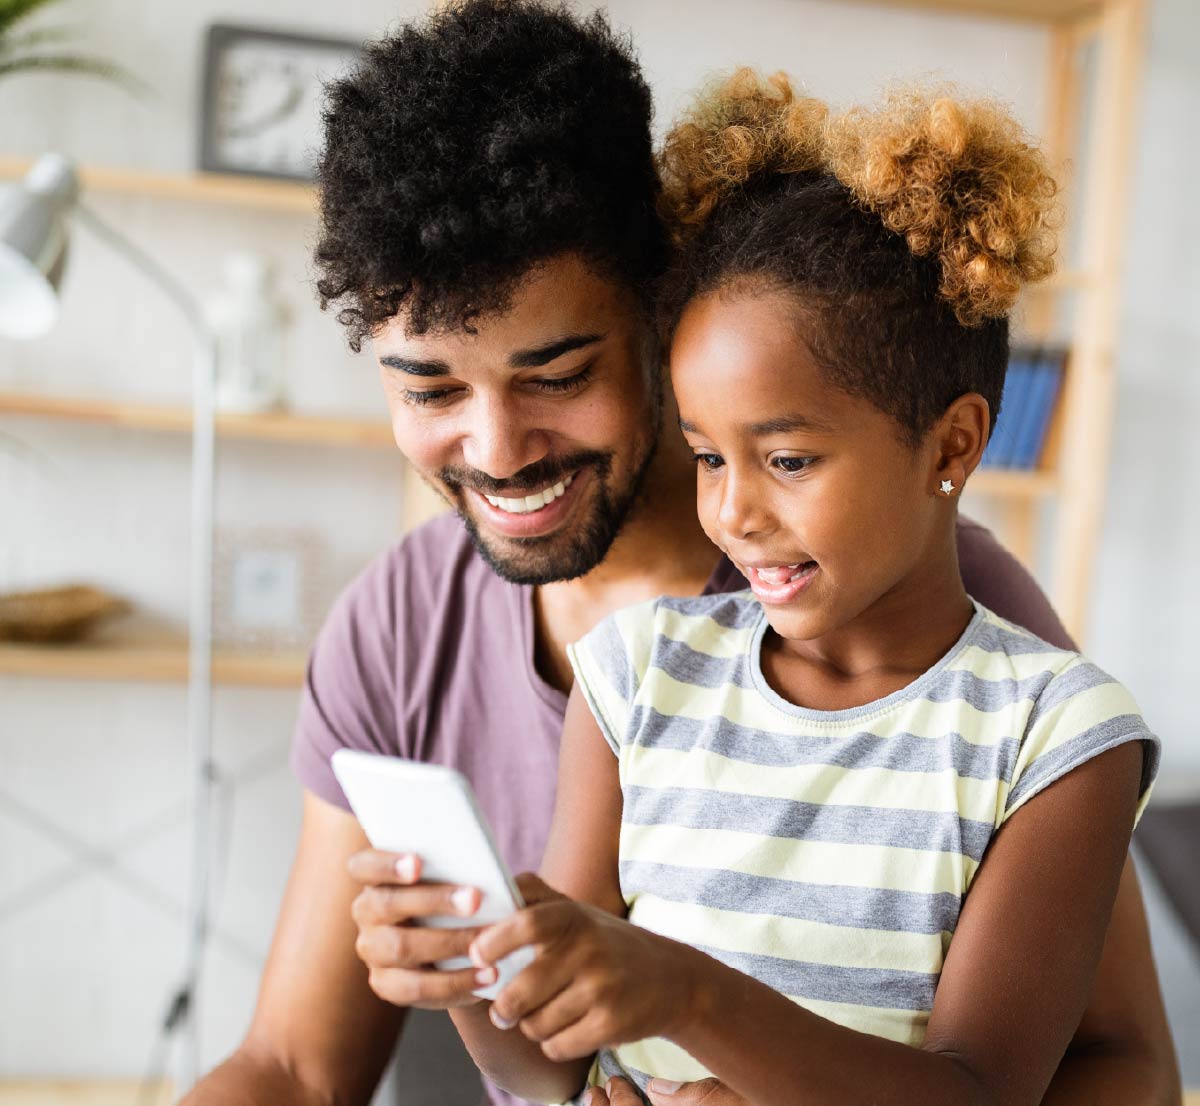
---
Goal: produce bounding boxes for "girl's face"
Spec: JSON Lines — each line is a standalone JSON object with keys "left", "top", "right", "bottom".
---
{"left": 670, "top": 285, "right": 953, "bottom": 644}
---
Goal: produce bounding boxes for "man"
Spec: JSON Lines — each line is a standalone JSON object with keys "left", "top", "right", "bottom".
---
{"left": 183, "top": 2, "right": 1180, "bottom": 1104}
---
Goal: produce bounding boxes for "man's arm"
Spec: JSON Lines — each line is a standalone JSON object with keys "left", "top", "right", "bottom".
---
{"left": 181, "top": 791, "right": 405, "bottom": 1106}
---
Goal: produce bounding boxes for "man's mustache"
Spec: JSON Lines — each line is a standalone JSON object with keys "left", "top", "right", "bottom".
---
{"left": 440, "top": 451, "right": 612, "bottom": 497}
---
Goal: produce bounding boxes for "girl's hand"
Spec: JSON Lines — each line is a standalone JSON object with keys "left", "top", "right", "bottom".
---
{"left": 588, "top": 1075, "right": 742, "bottom": 1106}
{"left": 470, "top": 873, "right": 700, "bottom": 1060}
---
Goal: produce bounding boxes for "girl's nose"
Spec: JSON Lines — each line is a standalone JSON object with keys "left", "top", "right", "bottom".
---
{"left": 717, "top": 470, "right": 774, "bottom": 540}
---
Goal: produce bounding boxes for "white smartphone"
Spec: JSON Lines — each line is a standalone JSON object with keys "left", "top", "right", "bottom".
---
{"left": 331, "top": 749, "right": 535, "bottom": 1001}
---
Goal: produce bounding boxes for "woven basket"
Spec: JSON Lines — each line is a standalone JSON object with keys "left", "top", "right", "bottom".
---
{"left": 0, "top": 585, "right": 130, "bottom": 644}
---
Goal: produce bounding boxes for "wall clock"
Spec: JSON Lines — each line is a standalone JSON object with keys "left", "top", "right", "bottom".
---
{"left": 198, "top": 24, "right": 363, "bottom": 181}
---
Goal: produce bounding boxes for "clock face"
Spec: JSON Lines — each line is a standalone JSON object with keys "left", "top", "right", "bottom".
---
{"left": 203, "top": 29, "right": 361, "bottom": 180}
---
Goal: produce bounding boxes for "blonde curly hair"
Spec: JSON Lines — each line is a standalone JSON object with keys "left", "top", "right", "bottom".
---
{"left": 656, "top": 70, "right": 1061, "bottom": 442}
{"left": 659, "top": 70, "right": 1059, "bottom": 326}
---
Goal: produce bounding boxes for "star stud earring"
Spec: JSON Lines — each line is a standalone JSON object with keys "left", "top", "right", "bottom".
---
{"left": 940, "top": 479, "right": 955, "bottom": 496}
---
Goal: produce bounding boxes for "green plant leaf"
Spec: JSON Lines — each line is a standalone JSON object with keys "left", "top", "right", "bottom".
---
{"left": 0, "top": 0, "right": 68, "bottom": 38}
{"left": 0, "top": 51, "right": 148, "bottom": 95}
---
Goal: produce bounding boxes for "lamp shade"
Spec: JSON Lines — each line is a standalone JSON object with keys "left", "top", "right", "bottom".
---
{"left": 0, "top": 155, "right": 80, "bottom": 339}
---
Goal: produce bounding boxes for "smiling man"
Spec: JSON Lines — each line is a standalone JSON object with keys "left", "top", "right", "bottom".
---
{"left": 181, "top": 2, "right": 1179, "bottom": 1105}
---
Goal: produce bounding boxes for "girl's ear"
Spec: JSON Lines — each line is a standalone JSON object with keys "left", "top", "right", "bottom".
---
{"left": 931, "top": 393, "right": 990, "bottom": 498}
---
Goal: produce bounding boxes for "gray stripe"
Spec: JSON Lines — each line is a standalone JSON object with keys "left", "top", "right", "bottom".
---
{"left": 629, "top": 704, "right": 1019, "bottom": 783}
{"left": 1023, "top": 660, "right": 1118, "bottom": 734}
{"left": 582, "top": 1054, "right": 653, "bottom": 1104}
{"left": 1005, "top": 717, "right": 1156, "bottom": 813}
{"left": 691, "top": 940, "right": 938, "bottom": 1011}
{"left": 619, "top": 859, "right": 962, "bottom": 935}
{"left": 651, "top": 643, "right": 1062, "bottom": 713}
{"left": 579, "top": 615, "right": 637, "bottom": 705}
{"left": 624, "top": 784, "right": 995, "bottom": 862}
{"left": 970, "top": 617, "right": 1070, "bottom": 657}
{"left": 658, "top": 591, "right": 762, "bottom": 630}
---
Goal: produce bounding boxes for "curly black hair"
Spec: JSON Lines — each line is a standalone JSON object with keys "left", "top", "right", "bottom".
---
{"left": 314, "top": 0, "right": 665, "bottom": 351}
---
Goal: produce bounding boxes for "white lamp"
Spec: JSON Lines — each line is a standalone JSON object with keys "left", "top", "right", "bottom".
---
{"left": 0, "top": 154, "right": 218, "bottom": 1090}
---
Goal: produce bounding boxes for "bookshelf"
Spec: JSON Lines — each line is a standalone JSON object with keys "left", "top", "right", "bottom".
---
{"left": 0, "top": 0, "right": 1145, "bottom": 672}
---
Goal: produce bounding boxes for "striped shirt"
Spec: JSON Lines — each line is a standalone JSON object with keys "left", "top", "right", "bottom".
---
{"left": 566, "top": 592, "right": 1159, "bottom": 1096}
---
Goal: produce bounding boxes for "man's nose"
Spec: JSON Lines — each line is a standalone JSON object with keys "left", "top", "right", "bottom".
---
{"left": 460, "top": 393, "right": 550, "bottom": 481}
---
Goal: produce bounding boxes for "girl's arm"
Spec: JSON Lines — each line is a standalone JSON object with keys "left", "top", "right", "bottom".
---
{"left": 449, "top": 686, "right": 629, "bottom": 1104}
{"left": 479, "top": 726, "right": 1148, "bottom": 1106}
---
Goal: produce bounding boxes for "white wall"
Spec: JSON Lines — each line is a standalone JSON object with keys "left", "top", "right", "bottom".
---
{"left": 1, "top": 0, "right": 1196, "bottom": 1089}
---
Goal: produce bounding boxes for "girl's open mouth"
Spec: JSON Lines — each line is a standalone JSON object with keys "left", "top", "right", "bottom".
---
{"left": 744, "top": 560, "right": 819, "bottom": 605}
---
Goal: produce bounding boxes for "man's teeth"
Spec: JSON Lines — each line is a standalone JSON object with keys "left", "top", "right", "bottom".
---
{"left": 483, "top": 473, "right": 574, "bottom": 515}
{"left": 755, "top": 563, "right": 811, "bottom": 585}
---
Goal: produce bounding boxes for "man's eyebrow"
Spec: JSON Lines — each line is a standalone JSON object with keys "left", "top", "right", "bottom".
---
{"left": 677, "top": 413, "right": 835, "bottom": 435}
{"left": 378, "top": 355, "right": 450, "bottom": 377}
{"left": 508, "top": 333, "right": 605, "bottom": 369}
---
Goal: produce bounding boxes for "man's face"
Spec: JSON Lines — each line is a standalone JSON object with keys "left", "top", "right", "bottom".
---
{"left": 374, "top": 254, "right": 661, "bottom": 585}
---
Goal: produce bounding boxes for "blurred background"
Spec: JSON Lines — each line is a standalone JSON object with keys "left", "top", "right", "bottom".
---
{"left": 0, "top": 0, "right": 1196, "bottom": 1102}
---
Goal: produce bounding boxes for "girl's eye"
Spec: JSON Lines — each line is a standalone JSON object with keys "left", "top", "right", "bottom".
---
{"left": 694, "top": 452, "right": 724, "bottom": 471}
{"left": 773, "top": 455, "right": 816, "bottom": 474}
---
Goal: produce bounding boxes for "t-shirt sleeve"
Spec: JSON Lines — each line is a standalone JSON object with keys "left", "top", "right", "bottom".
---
{"left": 566, "top": 601, "right": 658, "bottom": 756}
{"left": 290, "top": 552, "right": 400, "bottom": 812}
{"left": 1002, "top": 658, "right": 1161, "bottom": 829}
{"left": 957, "top": 516, "right": 1075, "bottom": 650}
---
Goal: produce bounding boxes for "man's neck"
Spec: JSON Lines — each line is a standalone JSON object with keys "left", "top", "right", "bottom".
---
{"left": 531, "top": 429, "right": 718, "bottom": 693}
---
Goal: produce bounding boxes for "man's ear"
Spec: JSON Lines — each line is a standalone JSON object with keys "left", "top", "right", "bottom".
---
{"left": 930, "top": 392, "right": 990, "bottom": 497}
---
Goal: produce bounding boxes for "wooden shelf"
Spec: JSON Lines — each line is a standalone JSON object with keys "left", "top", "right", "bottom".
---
{"left": 0, "top": 631, "right": 307, "bottom": 687}
{"left": 0, "top": 391, "right": 396, "bottom": 449}
{"left": 856, "top": 0, "right": 1103, "bottom": 22}
{"left": 0, "top": 157, "right": 315, "bottom": 215}
{"left": 967, "top": 468, "right": 1059, "bottom": 498}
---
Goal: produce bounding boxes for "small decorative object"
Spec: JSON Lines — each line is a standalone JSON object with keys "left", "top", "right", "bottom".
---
{"left": 214, "top": 527, "right": 329, "bottom": 650}
{"left": 205, "top": 251, "right": 291, "bottom": 413}
{"left": 198, "top": 24, "right": 363, "bottom": 181}
{"left": 0, "top": 0, "right": 143, "bottom": 90}
{"left": 0, "top": 584, "right": 129, "bottom": 643}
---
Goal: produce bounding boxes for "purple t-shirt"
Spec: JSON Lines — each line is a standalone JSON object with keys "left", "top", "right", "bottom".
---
{"left": 290, "top": 511, "right": 1072, "bottom": 1104}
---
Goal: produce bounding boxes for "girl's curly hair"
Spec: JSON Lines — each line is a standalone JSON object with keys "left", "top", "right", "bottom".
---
{"left": 658, "top": 70, "right": 1061, "bottom": 443}
{"left": 314, "top": 0, "right": 665, "bottom": 351}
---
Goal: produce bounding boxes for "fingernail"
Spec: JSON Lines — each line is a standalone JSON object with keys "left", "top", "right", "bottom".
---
{"left": 489, "top": 1006, "right": 517, "bottom": 1030}
{"left": 451, "top": 886, "right": 477, "bottom": 916}
{"left": 475, "top": 966, "right": 497, "bottom": 985}
{"left": 468, "top": 941, "right": 488, "bottom": 969}
{"left": 395, "top": 855, "right": 416, "bottom": 882}
{"left": 647, "top": 1080, "right": 682, "bottom": 1096}
{"left": 582, "top": 1091, "right": 594, "bottom": 1106}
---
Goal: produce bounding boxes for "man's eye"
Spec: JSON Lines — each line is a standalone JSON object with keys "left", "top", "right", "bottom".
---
{"left": 774, "top": 455, "right": 816, "bottom": 474}
{"left": 402, "top": 388, "right": 455, "bottom": 407}
{"left": 531, "top": 366, "right": 593, "bottom": 394}
{"left": 694, "top": 453, "right": 724, "bottom": 471}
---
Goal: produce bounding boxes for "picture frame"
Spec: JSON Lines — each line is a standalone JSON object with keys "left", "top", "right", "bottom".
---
{"left": 213, "top": 527, "right": 330, "bottom": 651}
{"left": 197, "top": 23, "right": 364, "bottom": 182}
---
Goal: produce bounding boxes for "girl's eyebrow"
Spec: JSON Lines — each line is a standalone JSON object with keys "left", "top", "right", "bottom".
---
{"left": 678, "top": 414, "right": 835, "bottom": 435}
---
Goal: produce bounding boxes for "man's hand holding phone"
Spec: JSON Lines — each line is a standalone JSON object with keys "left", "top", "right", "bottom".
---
{"left": 347, "top": 848, "right": 496, "bottom": 1008}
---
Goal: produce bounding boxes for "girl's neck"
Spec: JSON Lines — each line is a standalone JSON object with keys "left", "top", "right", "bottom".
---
{"left": 761, "top": 528, "right": 974, "bottom": 713}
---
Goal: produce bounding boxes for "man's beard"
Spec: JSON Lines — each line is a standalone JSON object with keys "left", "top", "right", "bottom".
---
{"left": 439, "top": 433, "right": 658, "bottom": 586}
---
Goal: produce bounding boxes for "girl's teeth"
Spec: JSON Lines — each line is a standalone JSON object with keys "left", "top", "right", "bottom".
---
{"left": 757, "top": 564, "right": 803, "bottom": 585}
{"left": 484, "top": 474, "right": 573, "bottom": 515}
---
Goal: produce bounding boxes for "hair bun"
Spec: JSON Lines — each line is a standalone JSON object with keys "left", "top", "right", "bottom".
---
{"left": 658, "top": 68, "right": 828, "bottom": 245}
{"left": 825, "top": 88, "right": 1061, "bottom": 324}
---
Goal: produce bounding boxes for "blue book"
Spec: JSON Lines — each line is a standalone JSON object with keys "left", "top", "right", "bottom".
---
{"left": 983, "top": 351, "right": 1033, "bottom": 468}
{"left": 1013, "top": 347, "right": 1065, "bottom": 469}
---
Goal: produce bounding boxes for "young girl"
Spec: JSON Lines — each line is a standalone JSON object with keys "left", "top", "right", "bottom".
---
{"left": 450, "top": 72, "right": 1160, "bottom": 1106}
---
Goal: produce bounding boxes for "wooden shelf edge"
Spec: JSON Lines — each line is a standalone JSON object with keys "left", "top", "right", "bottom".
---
{"left": 967, "top": 469, "right": 1059, "bottom": 498}
{"left": 0, "top": 391, "right": 397, "bottom": 449}
{"left": 848, "top": 0, "right": 1103, "bottom": 24}
{"left": 0, "top": 638, "right": 307, "bottom": 687}
{"left": 0, "top": 157, "right": 315, "bottom": 215}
